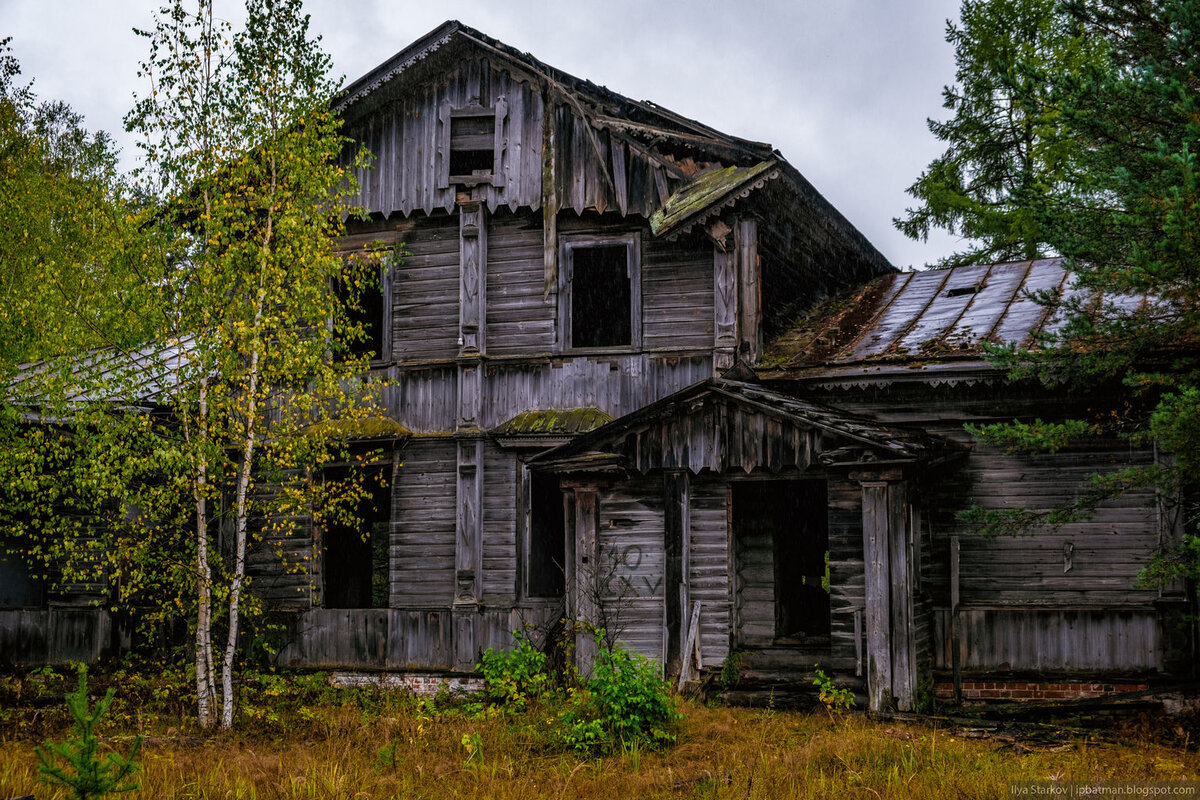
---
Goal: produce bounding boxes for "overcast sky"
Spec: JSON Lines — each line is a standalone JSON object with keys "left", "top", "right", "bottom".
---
{"left": 3, "top": 0, "right": 964, "bottom": 269}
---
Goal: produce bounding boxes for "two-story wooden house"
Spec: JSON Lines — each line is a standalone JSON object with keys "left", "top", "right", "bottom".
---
{"left": 258, "top": 20, "right": 892, "bottom": 676}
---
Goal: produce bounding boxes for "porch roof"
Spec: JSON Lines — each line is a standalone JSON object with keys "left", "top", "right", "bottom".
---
{"left": 528, "top": 378, "right": 957, "bottom": 476}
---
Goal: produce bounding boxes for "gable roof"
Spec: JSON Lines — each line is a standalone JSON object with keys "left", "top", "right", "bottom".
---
{"left": 758, "top": 259, "right": 1081, "bottom": 386}
{"left": 332, "top": 21, "right": 890, "bottom": 272}
{"left": 528, "top": 378, "right": 955, "bottom": 476}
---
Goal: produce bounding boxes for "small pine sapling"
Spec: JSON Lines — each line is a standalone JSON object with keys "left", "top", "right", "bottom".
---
{"left": 35, "top": 667, "right": 143, "bottom": 800}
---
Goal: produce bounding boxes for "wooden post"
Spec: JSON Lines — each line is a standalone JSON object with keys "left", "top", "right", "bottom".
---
{"left": 735, "top": 219, "right": 760, "bottom": 364}
{"left": 572, "top": 487, "right": 599, "bottom": 675}
{"left": 664, "top": 471, "right": 688, "bottom": 674}
{"left": 950, "top": 534, "right": 962, "bottom": 703}
{"left": 713, "top": 247, "right": 737, "bottom": 373}
{"left": 453, "top": 439, "right": 483, "bottom": 670}
{"left": 458, "top": 202, "right": 487, "bottom": 355}
{"left": 860, "top": 481, "right": 892, "bottom": 713}
{"left": 887, "top": 482, "right": 915, "bottom": 711}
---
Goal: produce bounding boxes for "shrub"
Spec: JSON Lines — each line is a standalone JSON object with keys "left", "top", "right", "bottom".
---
{"left": 587, "top": 644, "right": 681, "bottom": 747}
{"left": 35, "top": 667, "right": 142, "bottom": 800}
{"left": 477, "top": 630, "right": 549, "bottom": 712}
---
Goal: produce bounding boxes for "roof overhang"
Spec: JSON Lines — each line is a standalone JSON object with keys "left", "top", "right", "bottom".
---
{"left": 528, "top": 378, "right": 959, "bottom": 477}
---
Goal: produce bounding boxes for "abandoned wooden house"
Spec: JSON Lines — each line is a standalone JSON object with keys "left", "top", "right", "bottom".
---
{"left": 0, "top": 21, "right": 1188, "bottom": 712}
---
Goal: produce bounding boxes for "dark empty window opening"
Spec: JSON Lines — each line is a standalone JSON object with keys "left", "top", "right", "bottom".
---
{"left": 570, "top": 244, "right": 632, "bottom": 349}
{"left": 322, "top": 465, "right": 391, "bottom": 609}
{"left": 0, "top": 548, "right": 45, "bottom": 608}
{"left": 449, "top": 113, "right": 496, "bottom": 180}
{"left": 334, "top": 264, "right": 386, "bottom": 361}
{"left": 528, "top": 471, "right": 566, "bottom": 598}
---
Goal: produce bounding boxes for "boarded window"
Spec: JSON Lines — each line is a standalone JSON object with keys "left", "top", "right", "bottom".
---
{"left": 322, "top": 465, "right": 391, "bottom": 609}
{"left": 527, "top": 471, "right": 566, "bottom": 598}
{"left": 561, "top": 234, "right": 640, "bottom": 351}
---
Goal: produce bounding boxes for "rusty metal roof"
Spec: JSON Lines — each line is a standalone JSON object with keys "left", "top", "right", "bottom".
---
{"left": 759, "top": 259, "right": 1076, "bottom": 383}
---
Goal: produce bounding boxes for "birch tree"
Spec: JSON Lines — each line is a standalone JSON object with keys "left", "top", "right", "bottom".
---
{"left": 127, "top": 0, "right": 377, "bottom": 729}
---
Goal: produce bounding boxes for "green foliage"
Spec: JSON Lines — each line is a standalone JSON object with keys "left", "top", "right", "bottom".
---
{"left": 477, "top": 630, "right": 549, "bottom": 711}
{"left": 35, "top": 667, "right": 142, "bottom": 800}
{"left": 475, "top": 631, "right": 681, "bottom": 753}
{"left": 812, "top": 668, "right": 855, "bottom": 715}
{"left": 965, "top": 418, "right": 1098, "bottom": 454}
{"left": 895, "top": 0, "right": 1103, "bottom": 267}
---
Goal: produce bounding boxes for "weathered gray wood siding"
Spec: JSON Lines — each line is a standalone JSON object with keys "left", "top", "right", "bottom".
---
{"left": 482, "top": 445, "right": 518, "bottom": 603}
{"left": 344, "top": 58, "right": 545, "bottom": 217}
{"left": 643, "top": 237, "right": 714, "bottom": 351}
{"left": 246, "top": 486, "right": 313, "bottom": 610}
{"left": 392, "top": 439, "right": 458, "bottom": 606}
{"left": 689, "top": 477, "right": 732, "bottom": 663}
{"left": 827, "top": 477, "right": 865, "bottom": 674}
{"left": 391, "top": 213, "right": 461, "bottom": 361}
{"left": 734, "top": 498, "right": 774, "bottom": 648}
{"left": 0, "top": 609, "right": 113, "bottom": 665}
{"left": 341, "top": 55, "right": 679, "bottom": 220}
{"left": 486, "top": 211, "right": 554, "bottom": 356}
{"left": 598, "top": 478, "right": 666, "bottom": 662}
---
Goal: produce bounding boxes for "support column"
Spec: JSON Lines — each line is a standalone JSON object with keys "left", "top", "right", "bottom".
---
{"left": 570, "top": 486, "right": 599, "bottom": 675}
{"left": 459, "top": 202, "right": 486, "bottom": 355}
{"left": 735, "top": 219, "right": 760, "bottom": 365}
{"left": 713, "top": 247, "right": 737, "bottom": 373}
{"left": 860, "top": 477, "right": 916, "bottom": 713}
{"left": 453, "top": 438, "right": 484, "bottom": 670}
{"left": 664, "top": 470, "right": 689, "bottom": 673}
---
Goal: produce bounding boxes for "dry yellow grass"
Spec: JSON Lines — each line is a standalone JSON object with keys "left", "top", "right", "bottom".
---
{"left": 3, "top": 691, "right": 1198, "bottom": 800}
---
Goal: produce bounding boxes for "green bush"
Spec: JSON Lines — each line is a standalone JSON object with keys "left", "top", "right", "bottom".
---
{"left": 476, "top": 631, "right": 681, "bottom": 753}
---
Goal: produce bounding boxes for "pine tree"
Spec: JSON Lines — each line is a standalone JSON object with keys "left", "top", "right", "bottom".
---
{"left": 895, "top": 0, "right": 1103, "bottom": 267}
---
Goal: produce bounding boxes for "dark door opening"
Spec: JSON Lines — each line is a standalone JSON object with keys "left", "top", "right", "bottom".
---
{"left": 733, "top": 480, "right": 830, "bottom": 647}
{"left": 323, "top": 465, "right": 391, "bottom": 609}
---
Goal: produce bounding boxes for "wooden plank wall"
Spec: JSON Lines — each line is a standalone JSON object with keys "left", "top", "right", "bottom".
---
{"left": 733, "top": 499, "right": 775, "bottom": 648}
{"left": 392, "top": 213, "right": 461, "bottom": 361}
{"left": 481, "top": 445, "right": 518, "bottom": 603}
{"left": 643, "top": 237, "right": 715, "bottom": 351}
{"left": 393, "top": 439, "right": 458, "bottom": 606}
{"left": 827, "top": 477, "right": 866, "bottom": 674}
{"left": 486, "top": 210, "right": 554, "bottom": 356}
{"left": 597, "top": 477, "right": 666, "bottom": 662}
{"left": 0, "top": 609, "right": 112, "bottom": 665}
{"left": 689, "top": 478, "right": 732, "bottom": 664}
{"left": 342, "top": 55, "right": 676, "bottom": 220}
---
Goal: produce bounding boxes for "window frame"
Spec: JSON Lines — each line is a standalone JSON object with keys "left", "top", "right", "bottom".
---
{"left": 518, "top": 463, "right": 568, "bottom": 602}
{"left": 438, "top": 101, "right": 507, "bottom": 189}
{"left": 557, "top": 231, "right": 642, "bottom": 353}
{"left": 316, "top": 459, "right": 394, "bottom": 610}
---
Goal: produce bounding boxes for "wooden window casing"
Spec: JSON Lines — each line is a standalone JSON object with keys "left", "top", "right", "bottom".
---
{"left": 558, "top": 232, "right": 642, "bottom": 353}
{"left": 439, "top": 102, "right": 507, "bottom": 188}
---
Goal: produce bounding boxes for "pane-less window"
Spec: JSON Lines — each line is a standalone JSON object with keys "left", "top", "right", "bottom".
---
{"left": 449, "top": 113, "right": 495, "bottom": 180}
{"left": 334, "top": 262, "right": 386, "bottom": 361}
{"left": 0, "top": 549, "right": 45, "bottom": 608}
{"left": 571, "top": 245, "right": 632, "bottom": 348}
{"left": 528, "top": 471, "right": 566, "bottom": 599}
{"left": 323, "top": 465, "right": 391, "bottom": 609}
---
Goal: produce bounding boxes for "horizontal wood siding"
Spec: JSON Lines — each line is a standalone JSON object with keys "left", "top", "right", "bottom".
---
{"left": 486, "top": 210, "right": 555, "bottom": 356}
{"left": 344, "top": 58, "right": 545, "bottom": 217}
{"left": 932, "top": 608, "right": 1158, "bottom": 671}
{"left": 387, "top": 609, "right": 453, "bottom": 669}
{"left": 689, "top": 477, "right": 731, "bottom": 664}
{"left": 598, "top": 478, "right": 665, "bottom": 662}
{"left": 0, "top": 609, "right": 112, "bottom": 665}
{"left": 479, "top": 354, "right": 713, "bottom": 430}
{"left": 392, "top": 213, "right": 460, "bottom": 361}
{"left": 388, "top": 367, "right": 458, "bottom": 433}
{"left": 642, "top": 237, "right": 714, "bottom": 350}
{"left": 827, "top": 476, "right": 865, "bottom": 675}
{"left": 393, "top": 439, "right": 457, "bottom": 606}
{"left": 482, "top": 445, "right": 517, "bottom": 603}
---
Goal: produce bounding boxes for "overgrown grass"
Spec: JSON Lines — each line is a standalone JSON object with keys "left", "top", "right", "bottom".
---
{"left": 1, "top": 668, "right": 1198, "bottom": 799}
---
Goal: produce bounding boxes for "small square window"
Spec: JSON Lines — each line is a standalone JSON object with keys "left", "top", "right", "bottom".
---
{"left": 439, "top": 102, "right": 506, "bottom": 188}
{"left": 559, "top": 234, "right": 641, "bottom": 351}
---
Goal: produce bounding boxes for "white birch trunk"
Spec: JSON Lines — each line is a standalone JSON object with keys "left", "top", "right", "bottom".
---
{"left": 194, "top": 377, "right": 215, "bottom": 728}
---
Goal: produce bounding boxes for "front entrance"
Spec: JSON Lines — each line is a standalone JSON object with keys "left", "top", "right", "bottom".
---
{"left": 733, "top": 480, "right": 830, "bottom": 649}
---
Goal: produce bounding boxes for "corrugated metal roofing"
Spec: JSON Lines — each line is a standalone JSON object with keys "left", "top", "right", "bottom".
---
{"left": 759, "top": 258, "right": 1075, "bottom": 380}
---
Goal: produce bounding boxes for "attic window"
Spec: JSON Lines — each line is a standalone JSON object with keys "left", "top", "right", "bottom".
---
{"left": 441, "top": 103, "right": 506, "bottom": 188}
{"left": 945, "top": 283, "right": 985, "bottom": 298}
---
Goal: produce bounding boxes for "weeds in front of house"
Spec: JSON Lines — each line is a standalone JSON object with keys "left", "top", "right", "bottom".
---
{"left": 2, "top": 651, "right": 1200, "bottom": 800}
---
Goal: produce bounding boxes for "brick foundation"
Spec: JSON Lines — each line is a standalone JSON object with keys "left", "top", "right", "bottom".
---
{"left": 933, "top": 680, "right": 1148, "bottom": 702}
{"left": 329, "top": 671, "right": 483, "bottom": 697}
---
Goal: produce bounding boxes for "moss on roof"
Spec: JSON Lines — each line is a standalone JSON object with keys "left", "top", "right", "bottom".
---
{"left": 650, "top": 161, "right": 777, "bottom": 237}
{"left": 493, "top": 408, "right": 612, "bottom": 436}
{"left": 306, "top": 415, "right": 412, "bottom": 440}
